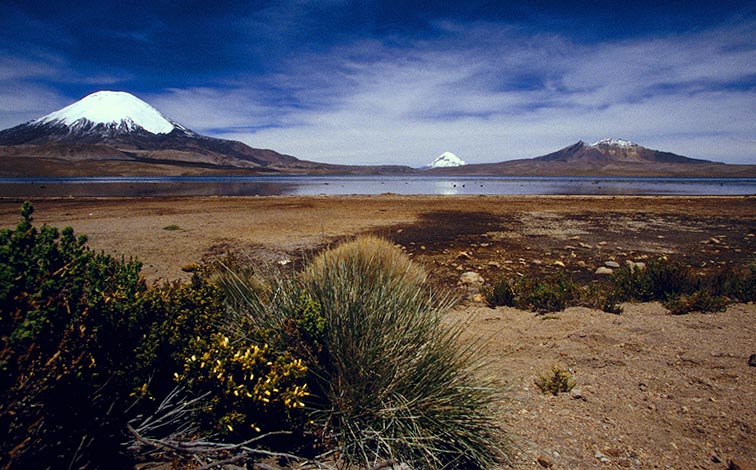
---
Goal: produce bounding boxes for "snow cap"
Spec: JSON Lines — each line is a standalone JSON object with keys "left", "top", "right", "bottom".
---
{"left": 33, "top": 90, "right": 176, "bottom": 134}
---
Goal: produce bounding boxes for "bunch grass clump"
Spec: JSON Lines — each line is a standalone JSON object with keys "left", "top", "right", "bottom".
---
{"left": 221, "top": 236, "right": 506, "bottom": 469}
{"left": 535, "top": 366, "right": 576, "bottom": 396}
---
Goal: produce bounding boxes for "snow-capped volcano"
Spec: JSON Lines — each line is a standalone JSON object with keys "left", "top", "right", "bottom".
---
{"left": 0, "top": 90, "right": 190, "bottom": 146}
{"left": 33, "top": 91, "right": 178, "bottom": 135}
{"left": 0, "top": 90, "right": 335, "bottom": 174}
{"left": 430, "top": 151, "right": 466, "bottom": 168}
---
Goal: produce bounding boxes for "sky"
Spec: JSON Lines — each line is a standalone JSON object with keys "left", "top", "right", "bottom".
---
{"left": 1, "top": 0, "right": 755, "bottom": 166}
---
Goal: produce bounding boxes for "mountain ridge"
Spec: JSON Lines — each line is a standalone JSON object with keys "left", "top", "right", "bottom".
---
{"left": 0, "top": 91, "right": 412, "bottom": 176}
{"left": 425, "top": 140, "right": 756, "bottom": 177}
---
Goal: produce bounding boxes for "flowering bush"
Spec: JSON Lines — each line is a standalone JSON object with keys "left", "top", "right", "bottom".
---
{"left": 179, "top": 332, "right": 309, "bottom": 438}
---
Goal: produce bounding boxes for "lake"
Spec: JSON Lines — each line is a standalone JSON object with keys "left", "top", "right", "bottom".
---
{"left": 0, "top": 175, "right": 755, "bottom": 197}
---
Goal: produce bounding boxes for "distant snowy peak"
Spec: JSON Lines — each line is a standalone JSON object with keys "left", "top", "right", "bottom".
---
{"left": 589, "top": 138, "right": 638, "bottom": 148}
{"left": 32, "top": 91, "right": 178, "bottom": 135}
{"left": 430, "top": 151, "right": 466, "bottom": 168}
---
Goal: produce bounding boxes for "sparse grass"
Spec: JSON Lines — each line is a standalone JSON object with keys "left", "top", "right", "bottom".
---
{"left": 483, "top": 256, "right": 756, "bottom": 315}
{"left": 220, "top": 236, "right": 507, "bottom": 469}
{"left": 163, "top": 224, "right": 181, "bottom": 231}
{"left": 535, "top": 366, "right": 575, "bottom": 396}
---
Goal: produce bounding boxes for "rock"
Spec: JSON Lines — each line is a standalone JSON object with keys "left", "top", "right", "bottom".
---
{"left": 596, "top": 266, "right": 614, "bottom": 275}
{"left": 577, "top": 260, "right": 587, "bottom": 268}
{"left": 456, "top": 251, "right": 472, "bottom": 259}
{"left": 595, "top": 451, "right": 611, "bottom": 463}
{"left": 531, "top": 259, "right": 543, "bottom": 265}
{"left": 459, "top": 271, "right": 484, "bottom": 286}
{"left": 605, "top": 261, "right": 620, "bottom": 268}
{"left": 537, "top": 456, "right": 554, "bottom": 468}
{"left": 569, "top": 387, "right": 584, "bottom": 400}
{"left": 626, "top": 260, "right": 646, "bottom": 272}
{"left": 749, "top": 354, "right": 756, "bottom": 367}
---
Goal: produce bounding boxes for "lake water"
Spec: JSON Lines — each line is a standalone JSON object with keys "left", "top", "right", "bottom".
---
{"left": 0, "top": 175, "right": 755, "bottom": 197}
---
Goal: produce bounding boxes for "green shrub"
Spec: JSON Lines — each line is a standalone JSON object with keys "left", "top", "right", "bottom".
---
{"left": 706, "top": 262, "right": 756, "bottom": 303}
{"left": 483, "top": 277, "right": 516, "bottom": 307}
{"left": 610, "top": 258, "right": 697, "bottom": 302}
{"left": 663, "top": 290, "right": 729, "bottom": 315}
{"left": 0, "top": 202, "right": 147, "bottom": 469}
{"left": 518, "top": 271, "right": 580, "bottom": 313}
{"left": 133, "top": 275, "right": 229, "bottom": 403}
{"left": 535, "top": 366, "right": 575, "bottom": 396}
{"left": 0, "top": 203, "right": 315, "bottom": 468}
{"left": 223, "top": 237, "right": 506, "bottom": 469}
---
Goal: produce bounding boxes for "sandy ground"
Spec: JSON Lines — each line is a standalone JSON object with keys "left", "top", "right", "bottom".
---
{"left": 1, "top": 195, "right": 755, "bottom": 469}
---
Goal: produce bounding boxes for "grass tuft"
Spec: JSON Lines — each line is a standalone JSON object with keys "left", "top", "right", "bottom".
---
{"left": 221, "top": 236, "right": 506, "bottom": 469}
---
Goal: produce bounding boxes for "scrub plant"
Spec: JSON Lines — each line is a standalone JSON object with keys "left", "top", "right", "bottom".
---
{"left": 535, "top": 366, "right": 576, "bottom": 396}
{"left": 221, "top": 236, "right": 507, "bottom": 469}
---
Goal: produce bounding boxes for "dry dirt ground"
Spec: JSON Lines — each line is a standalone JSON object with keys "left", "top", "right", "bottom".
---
{"left": 1, "top": 195, "right": 755, "bottom": 469}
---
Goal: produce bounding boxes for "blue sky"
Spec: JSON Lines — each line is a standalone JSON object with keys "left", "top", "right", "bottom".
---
{"left": 1, "top": 1, "right": 755, "bottom": 166}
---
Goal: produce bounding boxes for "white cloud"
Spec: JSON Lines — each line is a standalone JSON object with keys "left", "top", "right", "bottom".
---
{"left": 4, "top": 17, "right": 754, "bottom": 166}
{"left": 208, "top": 21, "right": 755, "bottom": 166}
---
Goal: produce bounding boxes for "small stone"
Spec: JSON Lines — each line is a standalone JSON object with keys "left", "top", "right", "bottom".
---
{"left": 457, "top": 251, "right": 472, "bottom": 260}
{"left": 487, "top": 261, "right": 501, "bottom": 268}
{"left": 596, "top": 266, "right": 614, "bottom": 275}
{"left": 553, "top": 260, "right": 566, "bottom": 267}
{"left": 569, "top": 387, "right": 584, "bottom": 400}
{"left": 595, "top": 451, "right": 611, "bottom": 463}
{"left": 532, "top": 259, "right": 543, "bottom": 265}
{"left": 749, "top": 354, "right": 756, "bottom": 367}
{"left": 577, "top": 260, "right": 587, "bottom": 268}
{"left": 605, "top": 261, "right": 620, "bottom": 268}
{"left": 459, "top": 271, "right": 484, "bottom": 286}
{"left": 626, "top": 260, "right": 646, "bottom": 272}
{"left": 579, "top": 242, "right": 593, "bottom": 249}
{"left": 537, "top": 456, "right": 553, "bottom": 468}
